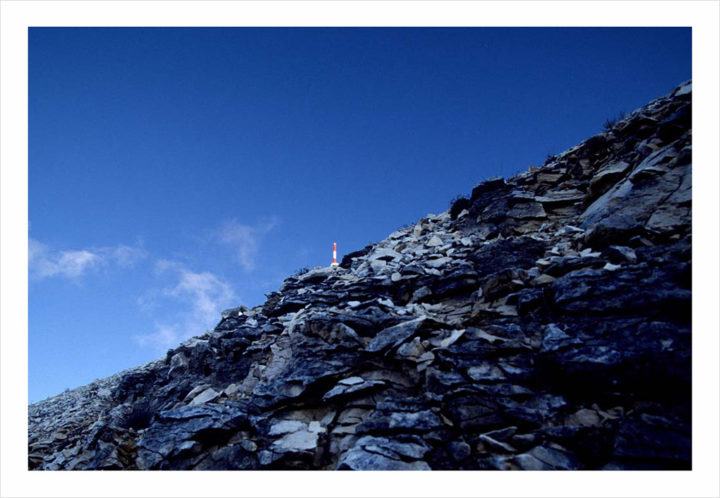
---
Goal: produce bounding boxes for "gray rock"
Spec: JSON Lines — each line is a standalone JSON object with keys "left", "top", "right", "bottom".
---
{"left": 583, "top": 214, "right": 641, "bottom": 249}
{"left": 467, "top": 363, "right": 505, "bottom": 381}
{"left": 168, "top": 353, "right": 189, "bottom": 376}
{"left": 581, "top": 143, "right": 686, "bottom": 228}
{"left": 184, "top": 384, "right": 212, "bottom": 402}
{"left": 272, "top": 429, "right": 318, "bottom": 451}
{"left": 606, "top": 245, "right": 637, "bottom": 264}
{"left": 425, "top": 256, "right": 452, "bottom": 268}
{"left": 509, "top": 190, "right": 536, "bottom": 204}
{"left": 672, "top": 80, "right": 691, "bottom": 97}
{"left": 337, "top": 448, "right": 431, "bottom": 470}
{"left": 189, "top": 388, "right": 220, "bottom": 405}
{"left": 369, "top": 247, "right": 402, "bottom": 262}
{"left": 589, "top": 161, "right": 630, "bottom": 197}
{"left": 221, "top": 305, "right": 248, "bottom": 319}
{"left": 322, "top": 378, "right": 386, "bottom": 402}
{"left": 410, "top": 286, "right": 431, "bottom": 302}
{"left": 426, "top": 236, "right": 444, "bottom": 247}
{"left": 337, "top": 436, "right": 431, "bottom": 470}
{"left": 268, "top": 420, "right": 306, "bottom": 436}
{"left": 507, "top": 202, "right": 547, "bottom": 219}
{"left": 366, "top": 317, "right": 427, "bottom": 353}
{"left": 540, "top": 323, "right": 580, "bottom": 353}
{"left": 448, "top": 441, "right": 472, "bottom": 462}
{"left": 535, "top": 189, "right": 585, "bottom": 206}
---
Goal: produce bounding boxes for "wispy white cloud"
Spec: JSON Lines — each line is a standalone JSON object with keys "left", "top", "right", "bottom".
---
{"left": 135, "top": 323, "right": 179, "bottom": 351}
{"left": 216, "top": 217, "right": 279, "bottom": 271}
{"left": 134, "top": 260, "right": 237, "bottom": 351}
{"left": 28, "top": 238, "right": 146, "bottom": 280}
{"left": 109, "top": 245, "right": 147, "bottom": 267}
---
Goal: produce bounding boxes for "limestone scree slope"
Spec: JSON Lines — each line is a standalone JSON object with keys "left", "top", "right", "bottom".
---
{"left": 29, "top": 81, "right": 692, "bottom": 470}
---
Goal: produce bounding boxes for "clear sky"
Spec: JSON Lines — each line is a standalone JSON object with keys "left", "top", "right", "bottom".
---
{"left": 29, "top": 27, "right": 690, "bottom": 402}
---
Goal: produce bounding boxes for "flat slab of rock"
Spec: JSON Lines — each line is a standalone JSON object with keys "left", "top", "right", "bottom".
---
{"left": 535, "top": 189, "right": 585, "bottom": 206}
{"left": 337, "top": 436, "right": 431, "bottom": 470}
{"left": 508, "top": 202, "right": 546, "bottom": 219}
{"left": 366, "top": 317, "right": 428, "bottom": 353}
{"left": 189, "top": 388, "right": 220, "bottom": 406}
{"left": 323, "top": 377, "right": 386, "bottom": 402}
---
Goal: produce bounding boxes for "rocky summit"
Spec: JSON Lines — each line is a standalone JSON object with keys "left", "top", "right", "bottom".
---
{"left": 29, "top": 81, "right": 692, "bottom": 471}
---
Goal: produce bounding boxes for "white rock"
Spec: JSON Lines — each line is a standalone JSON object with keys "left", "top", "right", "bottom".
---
{"left": 563, "top": 225, "right": 585, "bottom": 234}
{"left": 416, "top": 352, "right": 435, "bottom": 372}
{"left": 189, "top": 388, "right": 220, "bottom": 405}
{"left": 494, "top": 304, "right": 518, "bottom": 317}
{"left": 377, "top": 297, "right": 394, "bottom": 308}
{"left": 272, "top": 430, "right": 318, "bottom": 451}
{"left": 673, "top": 81, "right": 691, "bottom": 97}
{"left": 439, "top": 329, "right": 465, "bottom": 348}
{"left": 533, "top": 274, "right": 556, "bottom": 285}
{"left": 269, "top": 420, "right": 306, "bottom": 436}
{"left": 184, "top": 384, "right": 211, "bottom": 401}
{"left": 308, "top": 421, "right": 326, "bottom": 433}
{"left": 370, "top": 260, "right": 387, "bottom": 272}
{"left": 427, "top": 236, "right": 443, "bottom": 247}
{"left": 338, "top": 376, "right": 365, "bottom": 386}
{"left": 395, "top": 337, "right": 426, "bottom": 360}
{"left": 369, "top": 247, "right": 401, "bottom": 261}
{"left": 468, "top": 328, "right": 507, "bottom": 344}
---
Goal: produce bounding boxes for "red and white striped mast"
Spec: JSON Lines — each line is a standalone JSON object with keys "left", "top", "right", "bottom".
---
{"left": 331, "top": 242, "right": 339, "bottom": 267}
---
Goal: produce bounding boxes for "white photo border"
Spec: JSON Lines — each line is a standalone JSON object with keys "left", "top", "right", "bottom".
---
{"left": 2, "top": 1, "right": 718, "bottom": 497}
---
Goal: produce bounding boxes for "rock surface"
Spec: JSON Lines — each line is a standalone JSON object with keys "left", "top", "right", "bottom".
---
{"left": 29, "top": 81, "right": 692, "bottom": 471}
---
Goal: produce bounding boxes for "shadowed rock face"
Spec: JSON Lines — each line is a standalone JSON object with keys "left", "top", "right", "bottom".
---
{"left": 28, "top": 81, "right": 692, "bottom": 471}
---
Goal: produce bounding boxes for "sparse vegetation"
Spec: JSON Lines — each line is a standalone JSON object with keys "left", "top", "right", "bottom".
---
{"left": 603, "top": 110, "right": 628, "bottom": 131}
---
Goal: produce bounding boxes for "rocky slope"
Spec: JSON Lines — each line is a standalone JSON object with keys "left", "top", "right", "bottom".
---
{"left": 29, "top": 81, "right": 692, "bottom": 470}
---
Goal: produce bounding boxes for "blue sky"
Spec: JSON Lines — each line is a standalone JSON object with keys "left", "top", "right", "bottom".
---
{"left": 29, "top": 27, "right": 690, "bottom": 402}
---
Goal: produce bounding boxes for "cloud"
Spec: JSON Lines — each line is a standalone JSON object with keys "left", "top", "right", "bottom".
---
{"left": 216, "top": 217, "right": 279, "bottom": 271}
{"left": 134, "top": 260, "right": 237, "bottom": 351}
{"left": 135, "top": 323, "right": 178, "bottom": 350}
{"left": 28, "top": 238, "right": 146, "bottom": 280}
{"left": 108, "top": 245, "right": 147, "bottom": 267}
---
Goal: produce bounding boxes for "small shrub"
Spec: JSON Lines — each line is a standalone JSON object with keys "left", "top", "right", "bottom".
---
{"left": 603, "top": 110, "right": 628, "bottom": 131}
